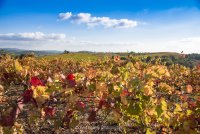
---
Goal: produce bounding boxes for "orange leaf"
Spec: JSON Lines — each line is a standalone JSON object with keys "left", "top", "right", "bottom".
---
{"left": 186, "top": 85, "right": 193, "bottom": 93}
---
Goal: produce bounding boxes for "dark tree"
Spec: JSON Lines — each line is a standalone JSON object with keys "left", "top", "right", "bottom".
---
{"left": 64, "top": 50, "right": 70, "bottom": 54}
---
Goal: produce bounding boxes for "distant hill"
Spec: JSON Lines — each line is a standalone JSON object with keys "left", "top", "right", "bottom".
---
{"left": 0, "top": 48, "right": 199, "bottom": 68}
{"left": 0, "top": 48, "right": 62, "bottom": 56}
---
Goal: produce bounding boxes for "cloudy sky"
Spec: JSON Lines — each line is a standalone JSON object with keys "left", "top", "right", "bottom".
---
{"left": 0, "top": 0, "right": 200, "bottom": 53}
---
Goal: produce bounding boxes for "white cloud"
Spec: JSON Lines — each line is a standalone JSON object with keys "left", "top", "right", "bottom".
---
{"left": 58, "top": 12, "right": 72, "bottom": 20}
{"left": 163, "top": 37, "right": 200, "bottom": 54}
{"left": 180, "top": 37, "right": 200, "bottom": 43}
{"left": 58, "top": 12, "right": 138, "bottom": 28}
{"left": 0, "top": 32, "right": 66, "bottom": 41}
{"left": 79, "top": 40, "right": 140, "bottom": 46}
{"left": 0, "top": 32, "right": 140, "bottom": 52}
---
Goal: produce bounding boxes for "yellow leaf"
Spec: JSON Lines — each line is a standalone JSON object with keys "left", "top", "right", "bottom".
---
{"left": 113, "top": 110, "right": 121, "bottom": 121}
{"left": 144, "top": 86, "right": 153, "bottom": 96}
{"left": 174, "top": 104, "right": 182, "bottom": 113}
{"left": 14, "top": 60, "right": 23, "bottom": 72}
{"left": 146, "top": 108, "right": 156, "bottom": 116}
{"left": 146, "top": 128, "right": 156, "bottom": 134}
{"left": 32, "top": 86, "right": 49, "bottom": 106}
{"left": 96, "top": 82, "right": 108, "bottom": 93}
{"left": 186, "top": 110, "right": 193, "bottom": 116}
{"left": 158, "top": 82, "right": 173, "bottom": 94}
{"left": 121, "top": 96, "right": 128, "bottom": 105}
{"left": 143, "top": 81, "right": 154, "bottom": 96}
{"left": 160, "top": 98, "right": 167, "bottom": 111}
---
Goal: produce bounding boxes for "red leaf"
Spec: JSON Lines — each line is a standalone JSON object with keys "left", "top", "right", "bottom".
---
{"left": 30, "top": 76, "right": 45, "bottom": 87}
{"left": 189, "top": 101, "right": 197, "bottom": 108}
{"left": 63, "top": 109, "right": 74, "bottom": 128}
{"left": 88, "top": 110, "right": 97, "bottom": 122}
{"left": 98, "top": 99, "right": 106, "bottom": 109}
{"left": 77, "top": 101, "right": 86, "bottom": 109}
{"left": 22, "top": 89, "right": 33, "bottom": 103}
{"left": 114, "top": 56, "right": 120, "bottom": 61}
{"left": 66, "top": 109, "right": 73, "bottom": 116}
{"left": 0, "top": 115, "right": 15, "bottom": 127}
{"left": 120, "top": 89, "right": 130, "bottom": 97}
{"left": 67, "top": 73, "right": 75, "bottom": 81}
{"left": 45, "top": 107, "right": 56, "bottom": 117}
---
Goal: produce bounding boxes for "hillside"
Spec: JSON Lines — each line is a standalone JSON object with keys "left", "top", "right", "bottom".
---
{"left": 0, "top": 48, "right": 199, "bottom": 68}
{"left": 0, "top": 48, "right": 62, "bottom": 56}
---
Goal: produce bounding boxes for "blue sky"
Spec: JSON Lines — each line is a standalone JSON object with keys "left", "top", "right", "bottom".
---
{"left": 0, "top": 0, "right": 200, "bottom": 53}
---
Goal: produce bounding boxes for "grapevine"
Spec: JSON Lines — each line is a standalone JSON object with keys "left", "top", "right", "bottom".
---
{"left": 0, "top": 55, "right": 199, "bottom": 134}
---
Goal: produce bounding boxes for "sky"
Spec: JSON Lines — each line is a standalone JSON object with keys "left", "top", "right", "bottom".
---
{"left": 0, "top": 0, "right": 200, "bottom": 53}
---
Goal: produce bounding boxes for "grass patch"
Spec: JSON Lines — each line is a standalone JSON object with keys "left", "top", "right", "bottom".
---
{"left": 40, "top": 53, "right": 101, "bottom": 61}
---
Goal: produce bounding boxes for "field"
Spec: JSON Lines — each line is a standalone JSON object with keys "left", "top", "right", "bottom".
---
{"left": 0, "top": 53, "right": 199, "bottom": 134}
{"left": 41, "top": 52, "right": 180, "bottom": 60}
{"left": 41, "top": 53, "right": 101, "bottom": 61}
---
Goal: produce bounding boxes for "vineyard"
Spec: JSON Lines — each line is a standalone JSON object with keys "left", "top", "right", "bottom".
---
{"left": 0, "top": 54, "right": 199, "bottom": 134}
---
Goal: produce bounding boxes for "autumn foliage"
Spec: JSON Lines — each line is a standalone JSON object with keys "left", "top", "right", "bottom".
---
{"left": 0, "top": 56, "right": 199, "bottom": 133}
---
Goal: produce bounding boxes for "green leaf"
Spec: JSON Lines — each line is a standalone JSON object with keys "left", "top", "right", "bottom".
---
{"left": 3, "top": 127, "right": 13, "bottom": 134}
{"left": 156, "top": 105, "right": 163, "bottom": 117}
{"left": 46, "top": 87, "right": 54, "bottom": 93}
{"left": 126, "top": 102, "right": 142, "bottom": 116}
{"left": 70, "top": 116, "right": 79, "bottom": 128}
{"left": 54, "top": 119, "right": 62, "bottom": 129}
{"left": 183, "top": 121, "right": 190, "bottom": 131}
{"left": 28, "top": 116, "right": 38, "bottom": 124}
{"left": 88, "top": 83, "right": 96, "bottom": 92}
{"left": 108, "top": 84, "right": 114, "bottom": 94}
